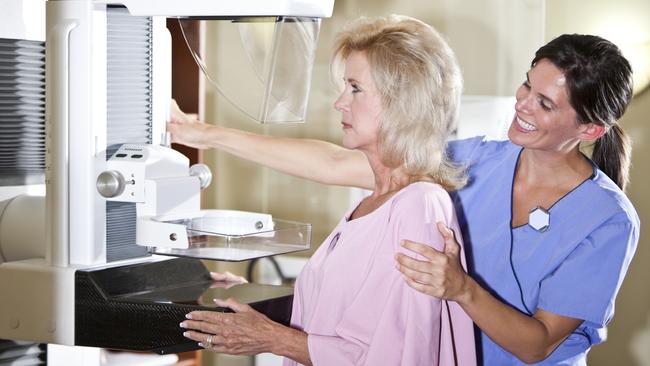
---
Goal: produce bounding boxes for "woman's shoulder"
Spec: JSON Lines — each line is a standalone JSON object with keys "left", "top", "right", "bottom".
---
{"left": 391, "top": 182, "right": 454, "bottom": 214}
{"left": 397, "top": 181, "right": 449, "bottom": 197}
{"left": 588, "top": 170, "right": 640, "bottom": 228}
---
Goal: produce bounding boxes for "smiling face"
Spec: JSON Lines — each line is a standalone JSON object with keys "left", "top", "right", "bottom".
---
{"left": 334, "top": 51, "right": 384, "bottom": 153}
{"left": 508, "top": 59, "right": 592, "bottom": 154}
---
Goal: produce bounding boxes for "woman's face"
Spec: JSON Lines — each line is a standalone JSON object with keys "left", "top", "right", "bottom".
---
{"left": 334, "top": 51, "right": 383, "bottom": 153}
{"left": 508, "top": 59, "right": 588, "bottom": 153}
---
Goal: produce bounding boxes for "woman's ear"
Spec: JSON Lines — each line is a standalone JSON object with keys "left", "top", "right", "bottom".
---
{"left": 579, "top": 123, "right": 607, "bottom": 141}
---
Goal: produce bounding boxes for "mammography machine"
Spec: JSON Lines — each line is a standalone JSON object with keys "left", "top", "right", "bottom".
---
{"left": 0, "top": 0, "right": 333, "bottom": 359}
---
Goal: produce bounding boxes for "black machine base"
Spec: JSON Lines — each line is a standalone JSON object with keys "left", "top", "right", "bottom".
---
{"left": 75, "top": 257, "right": 293, "bottom": 354}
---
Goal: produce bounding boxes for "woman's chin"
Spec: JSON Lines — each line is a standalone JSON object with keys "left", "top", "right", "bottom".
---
{"left": 507, "top": 125, "right": 530, "bottom": 146}
{"left": 341, "top": 137, "right": 356, "bottom": 150}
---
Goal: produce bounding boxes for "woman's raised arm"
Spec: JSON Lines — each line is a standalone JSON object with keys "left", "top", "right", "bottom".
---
{"left": 167, "top": 100, "right": 373, "bottom": 189}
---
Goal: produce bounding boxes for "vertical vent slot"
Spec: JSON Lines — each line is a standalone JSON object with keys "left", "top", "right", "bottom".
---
{"left": 0, "top": 38, "right": 46, "bottom": 186}
{"left": 105, "top": 6, "right": 153, "bottom": 261}
{"left": 106, "top": 6, "right": 153, "bottom": 147}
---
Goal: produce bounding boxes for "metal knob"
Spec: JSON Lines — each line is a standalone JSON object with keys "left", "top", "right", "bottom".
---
{"left": 96, "top": 170, "right": 126, "bottom": 198}
{"left": 190, "top": 163, "right": 212, "bottom": 189}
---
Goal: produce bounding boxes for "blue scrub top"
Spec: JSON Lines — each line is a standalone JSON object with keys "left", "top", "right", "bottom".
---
{"left": 447, "top": 137, "right": 639, "bottom": 366}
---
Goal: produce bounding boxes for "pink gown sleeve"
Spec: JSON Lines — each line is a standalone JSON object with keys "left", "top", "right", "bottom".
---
{"left": 307, "top": 183, "right": 476, "bottom": 365}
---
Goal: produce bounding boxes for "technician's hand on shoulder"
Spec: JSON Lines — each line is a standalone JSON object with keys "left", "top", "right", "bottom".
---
{"left": 396, "top": 222, "right": 472, "bottom": 303}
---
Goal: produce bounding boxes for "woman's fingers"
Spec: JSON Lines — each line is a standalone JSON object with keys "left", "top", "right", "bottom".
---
{"left": 400, "top": 239, "right": 440, "bottom": 260}
{"left": 436, "top": 222, "right": 461, "bottom": 256}
{"left": 396, "top": 229, "right": 469, "bottom": 300}
{"left": 395, "top": 252, "right": 433, "bottom": 274}
{"left": 168, "top": 99, "right": 192, "bottom": 124}
{"left": 185, "top": 310, "right": 227, "bottom": 323}
{"left": 181, "top": 318, "right": 220, "bottom": 335}
{"left": 395, "top": 257, "right": 434, "bottom": 283}
{"left": 182, "top": 304, "right": 278, "bottom": 356}
{"left": 403, "top": 276, "right": 438, "bottom": 297}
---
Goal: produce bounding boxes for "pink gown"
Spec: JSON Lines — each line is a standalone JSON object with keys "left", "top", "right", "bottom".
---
{"left": 283, "top": 182, "right": 476, "bottom": 365}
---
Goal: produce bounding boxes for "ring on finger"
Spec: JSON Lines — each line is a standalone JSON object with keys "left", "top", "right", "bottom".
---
{"left": 206, "top": 334, "right": 213, "bottom": 346}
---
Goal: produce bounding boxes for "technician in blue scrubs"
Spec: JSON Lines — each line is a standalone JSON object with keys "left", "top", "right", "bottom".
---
{"left": 394, "top": 34, "right": 639, "bottom": 365}
{"left": 167, "top": 34, "right": 639, "bottom": 365}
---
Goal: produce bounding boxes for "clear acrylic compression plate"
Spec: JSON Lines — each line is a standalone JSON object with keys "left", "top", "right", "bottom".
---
{"left": 151, "top": 210, "right": 311, "bottom": 261}
{"left": 179, "top": 16, "right": 320, "bottom": 123}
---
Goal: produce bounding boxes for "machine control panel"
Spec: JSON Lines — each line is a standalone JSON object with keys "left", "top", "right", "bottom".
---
{"left": 96, "top": 145, "right": 150, "bottom": 202}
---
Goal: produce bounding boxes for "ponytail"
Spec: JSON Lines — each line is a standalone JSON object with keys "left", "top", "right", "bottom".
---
{"left": 592, "top": 124, "right": 631, "bottom": 191}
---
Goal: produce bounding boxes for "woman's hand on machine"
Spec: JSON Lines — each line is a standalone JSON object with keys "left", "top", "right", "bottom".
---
{"left": 181, "top": 298, "right": 280, "bottom": 355}
{"left": 166, "top": 99, "right": 212, "bottom": 149}
{"left": 395, "top": 222, "right": 472, "bottom": 304}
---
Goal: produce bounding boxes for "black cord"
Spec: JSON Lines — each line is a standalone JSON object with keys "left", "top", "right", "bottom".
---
{"left": 246, "top": 256, "right": 294, "bottom": 284}
{"left": 509, "top": 148, "right": 533, "bottom": 315}
{"left": 509, "top": 226, "right": 533, "bottom": 315}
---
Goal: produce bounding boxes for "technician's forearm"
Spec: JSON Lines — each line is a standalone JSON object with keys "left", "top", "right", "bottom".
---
{"left": 203, "top": 124, "right": 373, "bottom": 189}
{"left": 459, "top": 278, "right": 570, "bottom": 363}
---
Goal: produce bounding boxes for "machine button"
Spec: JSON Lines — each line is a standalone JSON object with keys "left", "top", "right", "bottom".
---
{"left": 131, "top": 154, "right": 143, "bottom": 158}
{"left": 115, "top": 153, "right": 127, "bottom": 157}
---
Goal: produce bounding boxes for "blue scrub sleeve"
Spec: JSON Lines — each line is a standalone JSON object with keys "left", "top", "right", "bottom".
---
{"left": 536, "top": 213, "right": 638, "bottom": 327}
{"left": 446, "top": 136, "right": 486, "bottom": 166}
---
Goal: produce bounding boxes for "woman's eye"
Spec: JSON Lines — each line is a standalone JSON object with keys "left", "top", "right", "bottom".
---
{"left": 539, "top": 99, "right": 552, "bottom": 111}
{"left": 522, "top": 81, "right": 531, "bottom": 89}
{"left": 351, "top": 84, "right": 361, "bottom": 93}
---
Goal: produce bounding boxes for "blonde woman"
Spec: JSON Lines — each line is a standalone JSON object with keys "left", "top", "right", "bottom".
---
{"left": 176, "top": 15, "right": 476, "bottom": 366}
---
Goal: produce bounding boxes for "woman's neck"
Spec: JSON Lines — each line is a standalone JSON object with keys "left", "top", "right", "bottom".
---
{"left": 518, "top": 147, "right": 593, "bottom": 188}
{"left": 365, "top": 152, "right": 410, "bottom": 198}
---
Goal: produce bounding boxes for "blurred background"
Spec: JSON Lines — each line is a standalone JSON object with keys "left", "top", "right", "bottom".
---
{"left": 173, "top": 0, "right": 649, "bottom": 365}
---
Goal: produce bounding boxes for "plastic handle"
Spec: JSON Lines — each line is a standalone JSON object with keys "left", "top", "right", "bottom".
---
{"left": 46, "top": 19, "right": 78, "bottom": 267}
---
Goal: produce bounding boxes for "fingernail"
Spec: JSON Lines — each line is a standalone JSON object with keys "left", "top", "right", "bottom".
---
{"left": 400, "top": 240, "right": 405, "bottom": 246}
{"left": 185, "top": 313, "right": 192, "bottom": 319}
{"left": 180, "top": 322, "right": 186, "bottom": 328}
{"left": 183, "top": 332, "right": 190, "bottom": 338}
{"left": 198, "top": 342, "right": 204, "bottom": 347}
{"left": 213, "top": 298, "right": 222, "bottom": 303}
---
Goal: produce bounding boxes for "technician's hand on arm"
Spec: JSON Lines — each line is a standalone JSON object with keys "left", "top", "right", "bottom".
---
{"left": 166, "top": 100, "right": 373, "bottom": 189}
{"left": 395, "top": 223, "right": 583, "bottom": 364}
{"left": 181, "top": 298, "right": 312, "bottom": 365}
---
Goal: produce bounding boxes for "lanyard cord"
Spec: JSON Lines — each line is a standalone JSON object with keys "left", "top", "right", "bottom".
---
{"left": 509, "top": 148, "right": 534, "bottom": 315}
{"left": 509, "top": 226, "right": 533, "bottom": 315}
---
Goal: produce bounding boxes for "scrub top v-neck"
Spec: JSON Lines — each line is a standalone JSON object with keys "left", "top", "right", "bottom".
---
{"left": 447, "top": 136, "right": 639, "bottom": 366}
{"left": 508, "top": 148, "right": 595, "bottom": 232}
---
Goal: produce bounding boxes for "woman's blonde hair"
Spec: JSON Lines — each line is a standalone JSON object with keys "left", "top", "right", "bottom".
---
{"left": 332, "top": 15, "right": 466, "bottom": 190}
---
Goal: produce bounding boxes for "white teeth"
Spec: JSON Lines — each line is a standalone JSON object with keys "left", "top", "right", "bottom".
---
{"left": 517, "top": 116, "right": 537, "bottom": 131}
